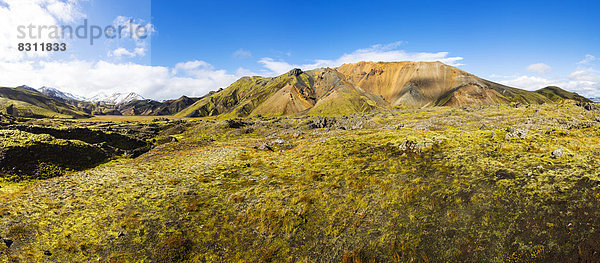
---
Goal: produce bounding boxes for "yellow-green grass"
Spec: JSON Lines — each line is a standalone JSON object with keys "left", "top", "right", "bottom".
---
{"left": 0, "top": 103, "right": 599, "bottom": 262}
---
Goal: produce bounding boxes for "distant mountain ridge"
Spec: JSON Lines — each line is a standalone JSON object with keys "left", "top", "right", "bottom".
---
{"left": 3, "top": 61, "right": 593, "bottom": 119}
{"left": 0, "top": 86, "right": 90, "bottom": 118}
{"left": 39, "top": 87, "right": 87, "bottom": 102}
{"left": 34, "top": 88, "right": 200, "bottom": 116}
{"left": 176, "top": 61, "right": 592, "bottom": 118}
{"left": 111, "top": 96, "right": 201, "bottom": 116}
{"left": 89, "top": 92, "right": 146, "bottom": 105}
{"left": 0, "top": 86, "right": 200, "bottom": 118}
{"left": 38, "top": 88, "right": 146, "bottom": 106}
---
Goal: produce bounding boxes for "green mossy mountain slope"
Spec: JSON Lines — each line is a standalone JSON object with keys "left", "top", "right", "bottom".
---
{"left": 0, "top": 87, "right": 90, "bottom": 118}
{"left": 536, "top": 86, "right": 593, "bottom": 103}
{"left": 176, "top": 61, "right": 589, "bottom": 118}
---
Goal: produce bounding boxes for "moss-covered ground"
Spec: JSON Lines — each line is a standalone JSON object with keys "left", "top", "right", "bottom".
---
{"left": 0, "top": 103, "right": 599, "bottom": 262}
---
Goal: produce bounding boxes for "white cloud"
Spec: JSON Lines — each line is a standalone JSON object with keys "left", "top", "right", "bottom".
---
{"left": 258, "top": 41, "right": 464, "bottom": 75}
{"left": 232, "top": 49, "right": 252, "bottom": 59}
{"left": 110, "top": 47, "right": 146, "bottom": 58}
{"left": 501, "top": 76, "right": 552, "bottom": 90}
{"left": 578, "top": 54, "right": 596, "bottom": 65}
{"left": 111, "top": 16, "right": 155, "bottom": 41}
{"left": 106, "top": 16, "right": 154, "bottom": 59}
{"left": 0, "top": 59, "right": 250, "bottom": 101}
{"left": 45, "top": 0, "right": 83, "bottom": 23}
{"left": 498, "top": 70, "right": 600, "bottom": 98}
{"left": 569, "top": 68, "right": 600, "bottom": 82}
{"left": 527, "top": 63, "right": 552, "bottom": 74}
{"left": 173, "top": 60, "right": 212, "bottom": 73}
{"left": 0, "top": 0, "right": 84, "bottom": 62}
{"left": 0, "top": 40, "right": 468, "bottom": 101}
{"left": 494, "top": 55, "right": 600, "bottom": 98}
{"left": 0, "top": 1, "right": 236, "bottom": 101}
{"left": 258, "top": 58, "right": 298, "bottom": 76}
{"left": 499, "top": 75, "right": 600, "bottom": 98}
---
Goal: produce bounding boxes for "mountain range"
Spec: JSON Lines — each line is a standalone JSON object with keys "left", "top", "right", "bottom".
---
{"left": 39, "top": 87, "right": 87, "bottom": 102}
{"left": 1, "top": 61, "right": 594, "bottom": 119}
{"left": 89, "top": 92, "right": 147, "bottom": 105}
{"left": 38, "top": 89, "right": 200, "bottom": 116}
{"left": 176, "top": 61, "right": 592, "bottom": 117}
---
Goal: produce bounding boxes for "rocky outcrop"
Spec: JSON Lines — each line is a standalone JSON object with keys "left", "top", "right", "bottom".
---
{"left": 9, "top": 126, "right": 148, "bottom": 150}
{"left": 288, "top": 68, "right": 304, "bottom": 77}
{"left": 0, "top": 130, "right": 110, "bottom": 181}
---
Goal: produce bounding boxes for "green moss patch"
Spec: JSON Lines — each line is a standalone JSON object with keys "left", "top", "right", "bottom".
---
{"left": 0, "top": 104, "right": 599, "bottom": 262}
{"left": 0, "top": 130, "right": 109, "bottom": 181}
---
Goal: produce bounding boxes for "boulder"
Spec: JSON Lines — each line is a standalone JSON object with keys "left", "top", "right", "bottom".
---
{"left": 398, "top": 140, "right": 435, "bottom": 155}
{"left": 552, "top": 148, "right": 566, "bottom": 158}
{"left": 257, "top": 143, "right": 273, "bottom": 151}
{"left": 307, "top": 117, "right": 338, "bottom": 129}
{"left": 505, "top": 128, "right": 528, "bottom": 140}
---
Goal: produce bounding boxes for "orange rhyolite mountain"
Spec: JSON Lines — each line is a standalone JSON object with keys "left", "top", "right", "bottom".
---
{"left": 176, "top": 61, "right": 588, "bottom": 117}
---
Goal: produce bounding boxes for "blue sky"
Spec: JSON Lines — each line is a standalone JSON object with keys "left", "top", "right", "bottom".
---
{"left": 150, "top": 0, "right": 599, "bottom": 77}
{"left": 0, "top": 0, "right": 599, "bottom": 100}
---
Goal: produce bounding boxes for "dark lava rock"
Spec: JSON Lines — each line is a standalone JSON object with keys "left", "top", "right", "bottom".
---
{"left": 226, "top": 119, "right": 252, "bottom": 129}
{"left": 577, "top": 102, "right": 599, "bottom": 111}
{"left": 257, "top": 143, "right": 273, "bottom": 152}
{"left": 9, "top": 126, "right": 147, "bottom": 151}
{"left": 44, "top": 250, "right": 52, "bottom": 256}
{"left": 3, "top": 238, "right": 13, "bottom": 248}
{"left": 288, "top": 68, "right": 303, "bottom": 77}
{"left": 0, "top": 130, "right": 110, "bottom": 181}
{"left": 124, "top": 145, "right": 154, "bottom": 158}
{"left": 307, "top": 117, "right": 338, "bottom": 129}
{"left": 306, "top": 116, "right": 366, "bottom": 130}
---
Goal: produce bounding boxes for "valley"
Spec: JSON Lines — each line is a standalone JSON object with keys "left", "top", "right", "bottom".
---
{"left": 0, "top": 102, "right": 599, "bottom": 262}
{"left": 0, "top": 61, "right": 598, "bottom": 262}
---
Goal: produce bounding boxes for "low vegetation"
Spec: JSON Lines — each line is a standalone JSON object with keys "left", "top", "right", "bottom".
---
{"left": 0, "top": 130, "right": 108, "bottom": 181}
{"left": 0, "top": 118, "right": 187, "bottom": 182}
{"left": 0, "top": 103, "right": 599, "bottom": 262}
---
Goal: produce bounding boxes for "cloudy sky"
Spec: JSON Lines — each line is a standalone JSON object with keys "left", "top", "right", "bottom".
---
{"left": 0, "top": 0, "right": 599, "bottom": 100}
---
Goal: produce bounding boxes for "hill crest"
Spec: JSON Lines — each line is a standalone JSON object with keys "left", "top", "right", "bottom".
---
{"left": 176, "top": 61, "right": 588, "bottom": 117}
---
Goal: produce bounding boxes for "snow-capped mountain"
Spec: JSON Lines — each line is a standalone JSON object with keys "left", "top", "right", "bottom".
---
{"left": 16, "top": 85, "right": 39, "bottom": 92}
{"left": 90, "top": 92, "right": 146, "bottom": 105}
{"left": 39, "top": 87, "right": 87, "bottom": 101}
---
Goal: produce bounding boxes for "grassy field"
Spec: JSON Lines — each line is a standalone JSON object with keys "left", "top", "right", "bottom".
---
{"left": 1, "top": 103, "right": 599, "bottom": 262}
